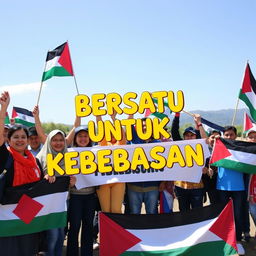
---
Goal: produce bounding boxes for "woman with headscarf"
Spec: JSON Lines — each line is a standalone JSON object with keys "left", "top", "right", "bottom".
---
{"left": 0, "top": 91, "right": 43, "bottom": 256}
{"left": 37, "top": 129, "right": 76, "bottom": 256}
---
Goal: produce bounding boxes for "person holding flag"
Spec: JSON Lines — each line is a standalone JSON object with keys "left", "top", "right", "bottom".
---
{"left": 0, "top": 91, "right": 43, "bottom": 256}
{"left": 171, "top": 112, "right": 207, "bottom": 212}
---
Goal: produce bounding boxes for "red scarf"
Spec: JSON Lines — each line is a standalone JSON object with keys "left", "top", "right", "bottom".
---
{"left": 8, "top": 146, "right": 41, "bottom": 186}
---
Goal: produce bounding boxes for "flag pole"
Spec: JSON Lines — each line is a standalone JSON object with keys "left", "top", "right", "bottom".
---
{"left": 182, "top": 110, "right": 194, "bottom": 117}
{"left": 231, "top": 98, "right": 239, "bottom": 126}
{"left": 231, "top": 60, "right": 249, "bottom": 126}
{"left": 36, "top": 56, "right": 48, "bottom": 106}
{"left": 67, "top": 40, "right": 80, "bottom": 95}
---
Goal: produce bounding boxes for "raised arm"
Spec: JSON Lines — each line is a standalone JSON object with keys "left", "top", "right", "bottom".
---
{"left": 194, "top": 114, "right": 207, "bottom": 139}
{"left": 65, "top": 115, "right": 81, "bottom": 146}
{"left": 111, "top": 111, "right": 126, "bottom": 145}
{"left": 32, "top": 105, "right": 47, "bottom": 144}
{"left": 171, "top": 113, "right": 182, "bottom": 141}
{"left": 97, "top": 115, "right": 107, "bottom": 146}
{"left": 0, "top": 92, "right": 10, "bottom": 146}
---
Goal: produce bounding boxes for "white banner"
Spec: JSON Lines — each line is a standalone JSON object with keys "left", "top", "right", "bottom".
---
{"left": 68, "top": 139, "right": 210, "bottom": 189}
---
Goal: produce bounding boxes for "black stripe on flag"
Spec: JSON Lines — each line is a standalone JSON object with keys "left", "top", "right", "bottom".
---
{"left": 13, "top": 107, "right": 33, "bottom": 117}
{"left": 221, "top": 138, "right": 256, "bottom": 154}
{"left": 2, "top": 176, "right": 69, "bottom": 205}
{"left": 46, "top": 42, "right": 66, "bottom": 61}
{"left": 104, "top": 203, "right": 226, "bottom": 229}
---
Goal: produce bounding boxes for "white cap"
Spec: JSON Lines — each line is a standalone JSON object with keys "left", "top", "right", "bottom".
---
{"left": 246, "top": 127, "right": 256, "bottom": 137}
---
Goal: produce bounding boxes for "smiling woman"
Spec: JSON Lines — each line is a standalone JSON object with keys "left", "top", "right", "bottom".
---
{"left": 0, "top": 91, "right": 43, "bottom": 256}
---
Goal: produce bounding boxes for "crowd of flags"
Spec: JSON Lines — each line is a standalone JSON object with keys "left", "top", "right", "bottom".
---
{"left": 2, "top": 42, "right": 256, "bottom": 255}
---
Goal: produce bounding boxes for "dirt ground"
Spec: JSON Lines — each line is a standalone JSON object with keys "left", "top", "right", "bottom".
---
{"left": 64, "top": 198, "right": 256, "bottom": 256}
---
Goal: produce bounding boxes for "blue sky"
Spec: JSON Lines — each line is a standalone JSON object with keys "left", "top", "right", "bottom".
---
{"left": 1, "top": 0, "right": 256, "bottom": 125}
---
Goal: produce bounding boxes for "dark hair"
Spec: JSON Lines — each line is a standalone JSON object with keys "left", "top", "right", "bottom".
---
{"left": 8, "top": 125, "right": 29, "bottom": 139}
{"left": 209, "top": 130, "right": 221, "bottom": 136}
{"left": 73, "top": 129, "right": 92, "bottom": 147}
{"left": 223, "top": 126, "right": 237, "bottom": 135}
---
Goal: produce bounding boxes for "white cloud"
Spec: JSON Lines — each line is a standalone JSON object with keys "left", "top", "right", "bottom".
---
{"left": 0, "top": 82, "right": 47, "bottom": 95}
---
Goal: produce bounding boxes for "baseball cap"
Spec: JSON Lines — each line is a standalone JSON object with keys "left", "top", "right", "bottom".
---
{"left": 246, "top": 127, "right": 256, "bottom": 137}
{"left": 183, "top": 126, "right": 197, "bottom": 135}
{"left": 75, "top": 125, "right": 89, "bottom": 134}
{"left": 28, "top": 126, "right": 38, "bottom": 137}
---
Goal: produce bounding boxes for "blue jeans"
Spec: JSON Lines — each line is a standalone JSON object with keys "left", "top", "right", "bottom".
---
{"left": 174, "top": 186, "right": 204, "bottom": 212}
{"left": 218, "top": 190, "right": 245, "bottom": 241}
{"left": 45, "top": 228, "right": 64, "bottom": 256}
{"left": 128, "top": 189, "right": 159, "bottom": 214}
{"left": 66, "top": 193, "right": 96, "bottom": 256}
{"left": 249, "top": 202, "right": 256, "bottom": 227}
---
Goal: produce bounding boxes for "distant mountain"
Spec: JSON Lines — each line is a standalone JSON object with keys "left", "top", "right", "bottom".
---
{"left": 179, "top": 108, "right": 247, "bottom": 126}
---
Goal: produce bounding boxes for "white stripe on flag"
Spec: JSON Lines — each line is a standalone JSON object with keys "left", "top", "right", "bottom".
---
{"left": 127, "top": 218, "right": 219, "bottom": 251}
{"left": 45, "top": 56, "right": 61, "bottom": 72}
{"left": 245, "top": 92, "right": 256, "bottom": 109}
{"left": 226, "top": 149, "right": 256, "bottom": 166}
{"left": 0, "top": 192, "right": 68, "bottom": 221}
{"left": 16, "top": 113, "right": 35, "bottom": 123}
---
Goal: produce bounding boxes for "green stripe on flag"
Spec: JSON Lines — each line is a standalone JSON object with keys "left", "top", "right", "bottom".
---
{"left": 14, "top": 119, "right": 34, "bottom": 127}
{"left": 152, "top": 112, "right": 168, "bottom": 120}
{"left": 4, "top": 115, "right": 10, "bottom": 124}
{"left": 42, "top": 66, "right": 72, "bottom": 81}
{"left": 212, "top": 158, "right": 256, "bottom": 174}
{"left": 0, "top": 212, "right": 66, "bottom": 237}
{"left": 239, "top": 90, "right": 256, "bottom": 121}
{"left": 121, "top": 241, "right": 236, "bottom": 256}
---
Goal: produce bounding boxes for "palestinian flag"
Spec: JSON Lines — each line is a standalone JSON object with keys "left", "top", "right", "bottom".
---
{"left": 0, "top": 177, "right": 69, "bottom": 237}
{"left": 4, "top": 112, "right": 10, "bottom": 125}
{"left": 99, "top": 201, "right": 237, "bottom": 256}
{"left": 145, "top": 98, "right": 172, "bottom": 121}
{"left": 201, "top": 117, "right": 224, "bottom": 135}
{"left": 243, "top": 112, "right": 256, "bottom": 134}
{"left": 42, "top": 42, "right": 74, "bottom": 82}
{"left": 210, "top": 137, "right": 256, "bottom": 174}
{"left": 12, "top": 107, "right": 35, "bottom": 127}
{"left": 239, "top": 63, "right": 256, "bottom": 121}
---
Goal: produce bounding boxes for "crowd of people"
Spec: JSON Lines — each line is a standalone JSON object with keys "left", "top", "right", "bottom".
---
{"left": 0, "top": 90, "right": 256, "bottom": 256}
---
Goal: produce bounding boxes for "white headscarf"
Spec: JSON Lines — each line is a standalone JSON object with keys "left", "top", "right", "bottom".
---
{"left": 37, "top": 129, "right": 67, "bottom": 175}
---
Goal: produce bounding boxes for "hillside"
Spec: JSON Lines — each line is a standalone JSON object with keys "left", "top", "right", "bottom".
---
{"left": 179, "top": 108, "right": 247, "bottom": 126}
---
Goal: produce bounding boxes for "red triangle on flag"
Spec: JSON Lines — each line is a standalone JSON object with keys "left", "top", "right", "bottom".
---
{"left": 58, "top": 42, "right": 74, "bottom": 76}
{"left": 13, "top": 194, "right": 43, "bottom": 224}
{"left": 99, "top": 212, "right": 141, "bottom": 256}
{"left": 209, "top": 200, "right": 237, "bottom": 252}
{"left": 11, "top": 108, "right": 18, "bottom": 118}
{"left": 241, "top": 63, "right": 253, "bottom": 94}
{"left": 145, "top": 108, "right": 152, "bottom": 117}
{"left": 209, "top": 138, "right": 231, "bottom": 164}
{"left": 244, "top": 112, "right": 253, "bottom": 132}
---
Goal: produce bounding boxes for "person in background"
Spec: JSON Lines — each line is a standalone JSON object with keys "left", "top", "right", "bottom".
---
{"left": 66, "top": 125, "right": 96, "bottom": 256}
{"left": 28, "top": 126, "right": 43, "bottom": 156}
{"left": 37, "top": 130, "right": 76, "bottom": 256}
{"left": 210, "top": 126, "right": 246, "bottom": 255}
{"left": 3, "top": 124, "right": 9, "bottom": 145}
{"left": 202, "top": 129, "right": 221, "bottom": 205}
{"left": 172, "top": 112, "right": 207, "bottom": 212}
{"left": 126, "top": 116, "right": 161, "bottom": 214}
{"left": 0, "top": 91, "right": 43, "bottom": 256}
{"left": 96, "top": 112, "right": 126, "bottom": 213}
